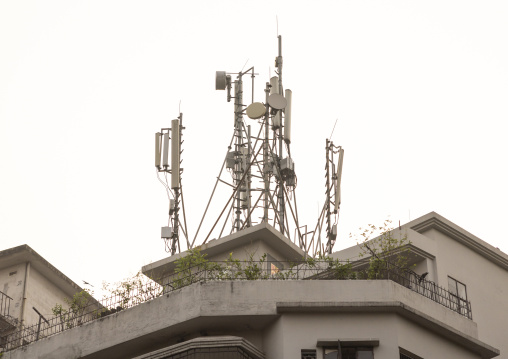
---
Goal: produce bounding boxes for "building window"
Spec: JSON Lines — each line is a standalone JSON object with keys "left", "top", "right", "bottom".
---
{"left": 266, "top": 254, "right": 283, "bottom": 275}
{"left": 302, "top": 349, "right": 317, "bottom": 359}
{"left": 324, "top": 347, "right": 373, "bottom": 359}
{"left": 448, "top": 276, "right": 468, "bottom": 315}
{"left": 399, "top": 347, "right": 423, "bottom": 359}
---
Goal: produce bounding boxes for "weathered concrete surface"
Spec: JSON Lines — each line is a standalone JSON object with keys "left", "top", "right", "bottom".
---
{"left": 3, "top": 280, "right": 499, "bottom": 359}
{"left": 332, "top": 212, "right": 508, "bottom": 358}
{"left": 0, "top": 245, "right": 85, "bottom": 330}
{"left": 142, "top": 222, "right": 306, "bottom": 279}
{"left": 133, "top": 336, "right": 265, "bottom": 359}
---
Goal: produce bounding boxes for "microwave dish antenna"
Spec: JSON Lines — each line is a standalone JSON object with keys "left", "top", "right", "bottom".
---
{"left": 267, "top": 93, "right": 287, "bottom": 110}
{"left": 154, "top": 34, "right": 345, "bottom": 260}
{"left": 246, "top": 102, "right": 266, "bottom": 119}
{"left": 215, "top": 71, "right": 228, "bottom": 90}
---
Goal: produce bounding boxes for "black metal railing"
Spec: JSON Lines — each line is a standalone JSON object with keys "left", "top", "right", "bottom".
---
{"left": 1, "top": 259, "right": 472, "bottom": 352}
{"left": 370, "top": 268, "right": 472, "bottom": 319}
{"left": 0, "top": 291, "right": 13, "bottom": 320}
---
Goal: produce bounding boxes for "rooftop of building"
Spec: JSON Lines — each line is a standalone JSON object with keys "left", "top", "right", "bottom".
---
{"left": 1, "top": 212, "right": 505, "bottom": 358}
{"left": 0, "top": 244, "right": 84, "bottom": 296}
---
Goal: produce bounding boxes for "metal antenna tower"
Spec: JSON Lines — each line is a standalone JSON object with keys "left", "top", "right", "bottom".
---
{"left": 275, "top": 35, "right": 285, "bottom": 236}
{"left": 306, "top": 140, "right": 344, "bottom": 256}
{"left": 154, "top": 35, "right": 344, "bottom": 258}
{"left": 208, "top": 36, "right": 299, "bottom": 241}
{"left": 155, "top": 113, "right": 187, "bottom": 255}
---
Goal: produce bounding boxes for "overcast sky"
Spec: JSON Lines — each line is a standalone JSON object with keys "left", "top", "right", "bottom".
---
{"left": 1, "top": 1, "right": 507, "bottom": 289}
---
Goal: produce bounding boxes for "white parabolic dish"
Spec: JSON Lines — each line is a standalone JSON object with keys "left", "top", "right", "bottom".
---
{"left": 246, "top": 102, "right": 266, "bottom": 119}
{"left": 267, "top": 93, "right": 287, "bottom": 110}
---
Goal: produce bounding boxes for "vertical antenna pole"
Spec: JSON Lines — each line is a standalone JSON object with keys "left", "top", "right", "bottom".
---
{"left": 246, "top": 124, "right": 252, "bottom": 227}
{"left": 263, "top": 82, "right": 270, "bottom": 222}
{"left": 234, "top": 76, "right": 244, "bottom": 232}
{"left": 172, "top": 187, "right": 180, "bottom": 255}
{"left": 171, "top": 114, "right": 183, "bottom": 255}
{"left": 325, "top": 139, "right": 332, "bottom": 254}
{"left": 276, "top": 35, "right": 285, "bottom": 235}
{"left": 251, "top": 67, "right": 255, "bottom": 104}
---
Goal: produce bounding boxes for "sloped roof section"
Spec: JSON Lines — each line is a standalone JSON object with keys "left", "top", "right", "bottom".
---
{"left": 409, "top": 212, "right": 508, "bottom": 271}
{"left": 0, "top": 244, "right": 83, "bottom": 296}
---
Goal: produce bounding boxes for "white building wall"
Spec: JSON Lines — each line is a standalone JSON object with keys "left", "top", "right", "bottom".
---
{"left": 421, "top": 228, "right": 508, "bottom": 359}
{"left": 395, "top": 315, "right": 481, "bottom": 359}
{"left": 0, "top": 263, "right": 26, "bottom": 324}
{"left": 263, "top": 317, "right": 285, "bottom": 359}
{"left": 206, "top": 239, "right": 298, "bottom": 266}
{"left": 269, "top": 312, "right": 482, "bottom": 359}
{"left": 23, "top": 267, "right": 77, "bottom": 329}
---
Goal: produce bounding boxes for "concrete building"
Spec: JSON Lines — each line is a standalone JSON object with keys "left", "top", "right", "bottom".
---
{"left": 0, "top": 245, "right": 85, "bottom": 349}
{"left": 1, "top": 212, "right": 507, "bottom": 358}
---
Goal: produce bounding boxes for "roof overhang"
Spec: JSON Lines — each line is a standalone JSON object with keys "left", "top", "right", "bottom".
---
{"left": 142, "top": 222, "right": 305, "bottom": 278}
{"left": 409, "top": 212, "right": 508, "bottom": 271}
{"left": 0, "top": 245, "right": 83, "bottom": 297}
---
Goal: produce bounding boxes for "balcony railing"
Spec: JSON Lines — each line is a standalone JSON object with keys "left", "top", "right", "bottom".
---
{"left": 1, "top": 290, "right": 17, "bottom": 350}
{"left": 0, "top": 290, "right": 13, "bottom": 320}
{"left": 1, "top": 259, "right": 472, "bottom": 352}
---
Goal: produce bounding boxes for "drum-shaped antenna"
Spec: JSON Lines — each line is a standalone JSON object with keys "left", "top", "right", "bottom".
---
{"left": 270, "top": 76, "right": 279, "bottom": 94}
{"left": 272, "top": 111, "right": 281, "bottom": 128}
{"left": 216, "top": 71, "right": 227, "bottom": 90}
{"left": 246, "top": 102, "right": 266, "bottom": 119}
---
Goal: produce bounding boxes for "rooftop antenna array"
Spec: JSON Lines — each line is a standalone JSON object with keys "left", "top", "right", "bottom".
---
{"left": 155, "top": 113, "right": 188, "bottom": 255}
{"left": 154, "top": 36, "right": 344, "bottom": 257}
{"left": 199, "top": 35, "right": 301, "bottom": 243}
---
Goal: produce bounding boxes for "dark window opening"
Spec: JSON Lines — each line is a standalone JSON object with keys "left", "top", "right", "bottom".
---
{"left": 158, "top": 347, "right": 259, "bottom": 358}
{"left": 302, "top": 349, "right": 317, "bottom": 359}
{"left": 324, "top": 347, "right": 373, "bottom": 359}
{"left": 448, "top": 276, "right": 469, "bottom": 316}
{"left": 266, "top": 254, "right": 283, "bottom": 275}
{"left": 399, "top": 347, "right": 423, "bottom": 359}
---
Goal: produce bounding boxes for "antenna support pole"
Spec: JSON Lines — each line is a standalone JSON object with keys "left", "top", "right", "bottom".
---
{"left": 325, "top": 139, "right": 332, "bottom": 254}
{"left": 172, "top": 187, "right": 180, "bottom": 255}
{"left": 276, "top": 35, "right": 285, "bottom": 235}
{"left": 246, "top": 124, "right": 252, "bottom": 227}
{"left": 263, "top": 82, "right": 270, "bottom": 222}
{"left": 234, "top": 75, "right": 245, "bottom": 232}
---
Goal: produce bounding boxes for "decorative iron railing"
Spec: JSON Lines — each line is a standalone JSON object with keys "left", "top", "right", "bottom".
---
{"left": 1, "top": 259, "right": 472, "bottom": 352}
{"left": 0, "top": 290, "right": 13, "bottom": 321}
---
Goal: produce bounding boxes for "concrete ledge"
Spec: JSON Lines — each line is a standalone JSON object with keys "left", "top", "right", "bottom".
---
{"left": 3, "top": 280, "right": 499, "bottom": 359}
{"left": 277, "top": 301, "right": 499, "bottom": 358}
{"left": 133, "top": 336, "right": 265, "bottom": 359}
{"left": 316, "top": 338, "right": 380, "bottom": 347}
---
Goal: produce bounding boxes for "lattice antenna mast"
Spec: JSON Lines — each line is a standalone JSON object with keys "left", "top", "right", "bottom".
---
{"left": 216, "top": 69, "right": 255, "bottom": 232}
{"left": 155, "top": 113, "right": 186, "bottom": 255}
{"left": 275, "top": 35, "right": 286, "bottom": 235}
{"left": 201, "top": 35, "right": 299, "bottom": 247}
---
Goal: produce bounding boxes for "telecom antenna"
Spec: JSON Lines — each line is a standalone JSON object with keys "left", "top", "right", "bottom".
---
{"left": 324, "top": 140, "right": 344, "bottom": 254}
{"left": 155, "top": 113, "right": 187, "bottom": 255}
{"left": 155, "top": 35, "right": 345, "bottom": 258}
{"left": 205, "top": 35, "right": 301, "bottom": 242}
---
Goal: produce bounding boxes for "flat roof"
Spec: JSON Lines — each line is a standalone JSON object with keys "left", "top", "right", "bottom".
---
{"left": 0, "top": 244, "right": 83, "bottom": 296}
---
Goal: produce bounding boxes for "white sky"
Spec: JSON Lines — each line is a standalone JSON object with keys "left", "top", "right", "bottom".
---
{"left": 1, "top": 1, "right": 507, "bottom": 289}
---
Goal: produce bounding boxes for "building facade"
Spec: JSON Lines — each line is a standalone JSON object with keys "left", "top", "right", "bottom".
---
{"left": 1, "top": 212, "right": 506, "bottom": 358}
{"left": 0, "top": 245, "right": 85, "bottom": 349}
